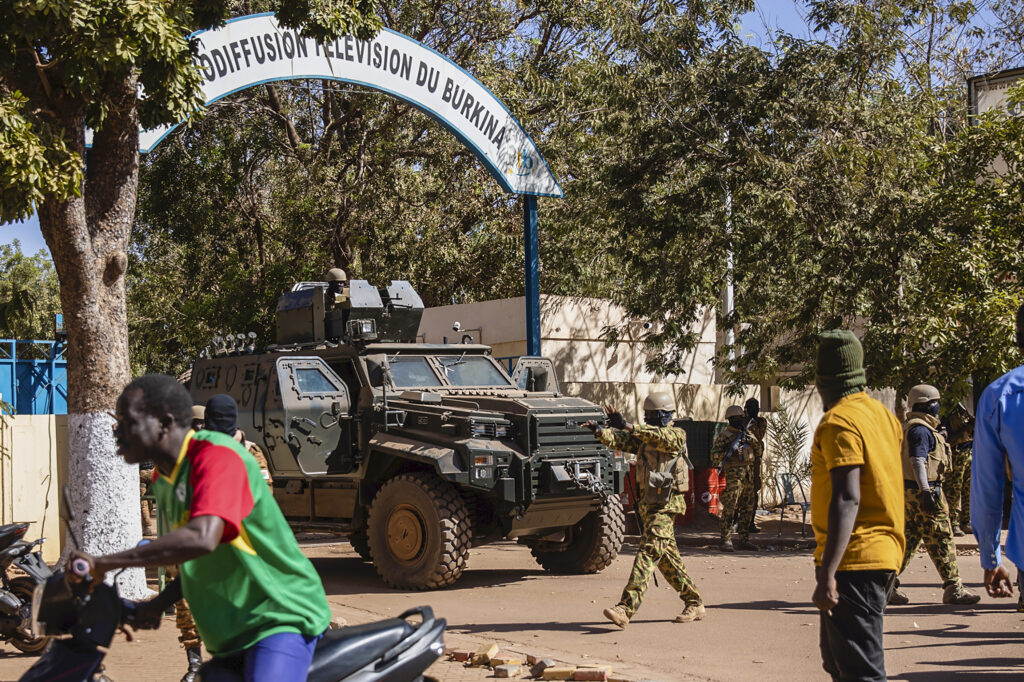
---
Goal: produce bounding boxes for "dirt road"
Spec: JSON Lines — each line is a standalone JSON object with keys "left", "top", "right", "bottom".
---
{"left": 1, "top": 536, "right": 1020, "bottom": 681}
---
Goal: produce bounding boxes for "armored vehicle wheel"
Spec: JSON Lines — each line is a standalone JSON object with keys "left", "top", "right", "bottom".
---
{"left": 348, "top": 530, "right": 372, "bottom": 562}
{"left": 367, "top": 472, "right": 471, "bottom": 589}
{"left": 531, "top": 494, "right": 625, "bottom": 574}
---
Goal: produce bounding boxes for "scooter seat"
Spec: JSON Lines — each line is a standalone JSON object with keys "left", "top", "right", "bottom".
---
{"left": 307, "top": 617, "right": 414, "bottom": 681}
{"left": 0, "top": 523, "right": 28, "bottom": 551}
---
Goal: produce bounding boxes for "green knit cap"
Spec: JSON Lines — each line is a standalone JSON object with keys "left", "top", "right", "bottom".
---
{"left": 815, "top": 329, "right": 866, "bottom": 405}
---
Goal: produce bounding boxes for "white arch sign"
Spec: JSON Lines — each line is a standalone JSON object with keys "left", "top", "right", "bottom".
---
{"left": 131, "top": 13, "right": 562, "bottom": 198}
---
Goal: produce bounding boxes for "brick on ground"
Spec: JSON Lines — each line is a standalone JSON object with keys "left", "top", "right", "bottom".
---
{"left": 494, "top": 663, "right": 522, "bottom": 678}
{"left": 530, "top": 657, "right": 556, "bottom": 677}
{"left": 542, "top": 667, "right": 578, "bottom": 680}
{"left": 471, "top": 643, "right": 500, "bottom": 666}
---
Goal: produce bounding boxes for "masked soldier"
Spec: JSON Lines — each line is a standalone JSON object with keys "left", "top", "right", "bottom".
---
{"left": 583, "top": 392, "right": 704, "bottom": 628}
{"left": 942, "top": 403, "right": 974, "bottom": 536}
{"left": 713, "top": 405, "right": 762, "bottom": 551}
{"left": 889, "top": 384, "right": 979, "bottom": 606}
{"left": 324, "top": 268, "right": 348, "bottom": 312}
{"left": 742, "top": 398, "right": 768, "bottom": 535}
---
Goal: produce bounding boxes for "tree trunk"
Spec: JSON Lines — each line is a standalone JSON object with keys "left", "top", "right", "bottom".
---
{"left": 38, "top": 76, "right": 147, "bottom": 599}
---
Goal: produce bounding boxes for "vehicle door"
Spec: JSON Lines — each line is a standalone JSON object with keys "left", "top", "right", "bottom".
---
{"left": 273, "top": 357, "right": 351, "bottom": 475}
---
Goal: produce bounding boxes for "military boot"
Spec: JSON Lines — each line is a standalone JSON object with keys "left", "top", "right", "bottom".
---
{"left": 674, "top": 603, "right": 706, "bottom": 623}
{"left": 735, "top": 539, "right": 758, "bottom": 551}
{"left": 888, "top": 586, "right": 910, "bottom": 605}
{"left": 951, "top": 523, "right": 965, "bottom": 537}
{"left": 720, "top": 539, "right": 735, "bottom": 553}
{"left": 181, "top": 646, "right": 203, "bottom": 682}
{"left": 942, "top": 581, "right": 981, "bottom": 605}
{"left": 960, "top": 521, "right": 972, "bottom": 534}
{"left": 602, "top": 605, "right": 629, "bottom": 630}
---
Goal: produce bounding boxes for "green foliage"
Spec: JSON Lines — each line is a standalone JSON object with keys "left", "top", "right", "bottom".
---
{"left": 0, "top": 0, "right": 381, "bottom": 222}
{"left": 0, "top": 240, "right": 61, "bottom": 340}
{"left": 765, "top": 405, "right": 811, "bottom": 484}
{"left": 0, "top": 92, "right": 82, "bottom": 223}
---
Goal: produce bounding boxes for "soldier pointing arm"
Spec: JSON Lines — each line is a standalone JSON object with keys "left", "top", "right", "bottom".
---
{"left": 582, "top": 392, "right": 704, "bottom": 629}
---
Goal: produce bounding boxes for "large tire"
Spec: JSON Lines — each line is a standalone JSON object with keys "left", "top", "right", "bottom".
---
{"left": 347, "top": 529, "right": 372, "bottom": 562}
{"left": 367, "top": 473, "right": 471, "bottom": 590}
{"left": 531, "top": 494, "right": 625, "bottom": 574}
{"left": 8, "top": 577, "right": 47, "bottom": 654}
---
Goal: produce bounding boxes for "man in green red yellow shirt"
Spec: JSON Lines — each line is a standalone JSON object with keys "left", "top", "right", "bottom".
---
{"left": 72, "top": 374, "right": 331, "bottom": 682}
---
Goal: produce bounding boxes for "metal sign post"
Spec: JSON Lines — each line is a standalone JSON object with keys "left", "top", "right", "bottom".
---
{"left": 523, "top": 196, "right": 540, "bottom": 356}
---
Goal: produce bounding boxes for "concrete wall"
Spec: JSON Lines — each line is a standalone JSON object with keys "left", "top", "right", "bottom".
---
{"left": 419, "top": 295, "right": 717, "bottom": 385}
{"left": 0, "top": 415, "right": 66, "bottom": 563}
{"left": 419, "top": 295, "right": 900, "bottom": 508}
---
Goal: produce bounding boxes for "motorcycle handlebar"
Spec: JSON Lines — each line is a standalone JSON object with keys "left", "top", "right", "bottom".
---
{"left": 70, "top": 558, "right": 92, "bottom": 583}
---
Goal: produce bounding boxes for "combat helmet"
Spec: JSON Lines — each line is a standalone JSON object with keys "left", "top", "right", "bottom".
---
{"left": 907, "top": 384, "right": 940, "bottom": 408}
{"left": 724, "top": 404, "right": 744, "bottom": 419}
{"left": 325, "top": 268, "right": 347, "bottom": 282}
{"left": 643, "top": 392, "right": 674, "bottom": 412}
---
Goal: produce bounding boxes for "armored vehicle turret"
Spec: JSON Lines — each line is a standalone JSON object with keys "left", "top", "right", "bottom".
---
{"left": 188, "top": 278, "right": 625, "bottom": 590}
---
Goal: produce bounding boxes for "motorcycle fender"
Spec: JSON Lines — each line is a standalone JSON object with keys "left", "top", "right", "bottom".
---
{"left": 14, "top": 552, "right": 53, "bottom": 583}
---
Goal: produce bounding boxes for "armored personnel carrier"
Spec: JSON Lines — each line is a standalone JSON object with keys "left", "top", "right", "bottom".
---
{"left": 187, "top": 277, "right": 625, "bottom": 590}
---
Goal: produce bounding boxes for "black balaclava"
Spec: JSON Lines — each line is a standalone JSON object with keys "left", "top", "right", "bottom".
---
{"left": 913, "top": 401, "right": 940, "bottom": 418}
{"left": 205, "top": 394, "right": 239, "bottom": 435}
{"left": 727, "top": 416, "right": 746, "bottom": 429}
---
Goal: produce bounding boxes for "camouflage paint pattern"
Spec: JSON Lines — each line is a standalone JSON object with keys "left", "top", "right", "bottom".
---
{"left": 616, "top": 489, "right": 702, "bottom": 617}
{"left": 942, "top": 444, "right": 971, "bottom": 527}
{"left": 898, "top": 487, "right": 960, "bottom": 584}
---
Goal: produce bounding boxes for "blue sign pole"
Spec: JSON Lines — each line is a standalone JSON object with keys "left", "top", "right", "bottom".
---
{"left": 523, "top": 196, "right": 540, "bottom": 356}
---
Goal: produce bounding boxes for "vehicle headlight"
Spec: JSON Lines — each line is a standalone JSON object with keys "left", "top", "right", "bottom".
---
{"left": 493, "top": 424, "right": 511, "bottom": 438}
{"left": 470, "top": 422, "right": 490, "bottom": 437}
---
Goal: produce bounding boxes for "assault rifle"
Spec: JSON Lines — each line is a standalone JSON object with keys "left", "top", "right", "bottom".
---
{"left": 716, "top": 417, "right": 756, "bottom": 477}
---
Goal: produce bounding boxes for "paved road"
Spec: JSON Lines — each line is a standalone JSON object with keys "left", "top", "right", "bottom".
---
{"left": 1, "top": 536, "right": 1020, "bottom": 681}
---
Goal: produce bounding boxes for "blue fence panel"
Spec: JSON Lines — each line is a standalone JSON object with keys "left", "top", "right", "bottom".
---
{"left": 0, "top": 340, "right": 68, "bottom": 415}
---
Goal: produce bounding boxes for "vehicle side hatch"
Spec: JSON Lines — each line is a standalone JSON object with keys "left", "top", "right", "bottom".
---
{"left": 275, "top": 357, "right": 351, "bottom": 475}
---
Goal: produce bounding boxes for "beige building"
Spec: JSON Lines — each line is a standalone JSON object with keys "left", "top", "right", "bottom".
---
{"left": 0, "top": 415, "right": 66, "bottom": 563}
{"left": 421, "top": 294, "right": 896, "bottom": 504}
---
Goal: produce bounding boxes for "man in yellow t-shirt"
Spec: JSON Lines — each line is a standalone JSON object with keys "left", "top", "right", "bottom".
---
{"left": 810, "top": 330, "right": 905, "bottom": 682}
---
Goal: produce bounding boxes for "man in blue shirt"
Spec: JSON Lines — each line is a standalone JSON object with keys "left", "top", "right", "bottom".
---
{"left": 972, "top": 302, "right": 1024, "bottom": 606}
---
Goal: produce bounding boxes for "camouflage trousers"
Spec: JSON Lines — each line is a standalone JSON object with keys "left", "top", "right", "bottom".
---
{"left": 164, "top": 565, "right": 201, "bottom": 648}
{"left": 617, "top": 493, "right": 702, "bottom": 618}
{"left": 898, "top": 487, "right": 960, "bottom": 585}
{"left": 719, "top": 465, "right": 756, "bottom": 542}
{"left": 941, "top": 447, "right": 971, "bottom": 527}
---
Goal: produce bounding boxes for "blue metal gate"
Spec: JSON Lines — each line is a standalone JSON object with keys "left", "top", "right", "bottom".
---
{"left": 0, "top": 340, "right": 68, "bottom": 415}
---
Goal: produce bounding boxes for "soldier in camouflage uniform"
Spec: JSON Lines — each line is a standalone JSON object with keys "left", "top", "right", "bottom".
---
{"left": 942, "top": 403, "right": 974, "bottom": 536}
{"left": 584, "top": 392, "right": 704, "bottom": 629}
{"left": 889, "top": 385, "right": 979, "bottom": 606}
{"left": 742, "top": 398, "right": 768, "bottom": 534}
{"left": 712, "top": 405, "right": 763, "bottom": 552}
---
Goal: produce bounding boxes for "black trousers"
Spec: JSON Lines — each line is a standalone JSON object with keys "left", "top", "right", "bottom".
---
{"left": 819, "top": 569, "right": 893, "bottom": 682}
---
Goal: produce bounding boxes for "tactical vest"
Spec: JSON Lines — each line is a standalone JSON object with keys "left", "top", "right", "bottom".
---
{"left": 900, "top": 413, "right": 951, "bottom": 482}
{"left": 636, "top": 440, "right": 691, "bottom": 495}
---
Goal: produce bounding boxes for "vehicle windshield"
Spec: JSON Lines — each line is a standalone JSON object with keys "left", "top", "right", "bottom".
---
{"left": 388, "top": 357, "right": 442, "bottom": 387}
{"left": 436, "top": 355, "right": 512, "bottom": 387}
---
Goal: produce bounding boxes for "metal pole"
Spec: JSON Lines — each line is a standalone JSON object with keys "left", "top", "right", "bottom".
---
{"left": 523, "top": 196, "right": 540, "bottom": 356}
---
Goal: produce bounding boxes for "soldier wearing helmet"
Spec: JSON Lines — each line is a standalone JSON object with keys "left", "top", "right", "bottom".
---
{"left": 711, "top": 403, "right": 763, "bottom": 551}
{"left": 324, "top": 268, "right": 348, "bottom": 312}
{"left": 888, "top": 384, "right": 979, "bottom": 606}
{"left": 582, "top": 392, "right": 704, "bottom": 629}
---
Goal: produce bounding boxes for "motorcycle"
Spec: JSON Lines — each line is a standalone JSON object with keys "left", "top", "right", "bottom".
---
{"left": 0, "top": 522, "right": 52, "bottom": 655}
{"left": 20, "top": 510, "right": 446, "bottom": 682}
